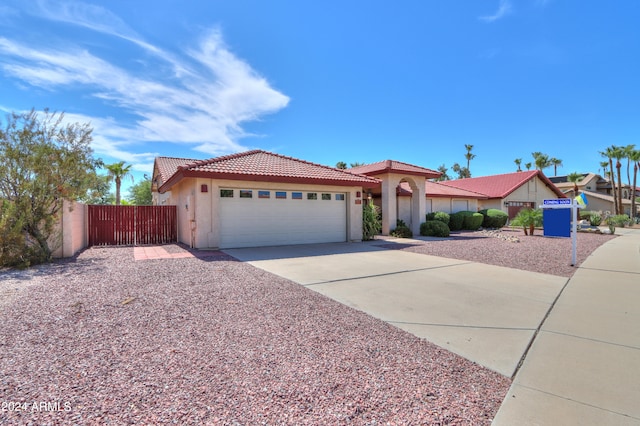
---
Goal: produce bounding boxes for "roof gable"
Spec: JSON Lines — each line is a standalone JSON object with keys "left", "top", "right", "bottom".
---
{"left": 157, "top": 150, "right": 380, "bottom": 192}
{"left": 437, "top": 170, "right": 565, "bottom": 199}
{"left": 349, "top": 160, "right": 441, "bottom": 179}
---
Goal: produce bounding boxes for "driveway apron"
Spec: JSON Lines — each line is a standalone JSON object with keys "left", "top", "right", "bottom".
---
{"left": 225, "top": 240, "right": 567, "bottom": 377}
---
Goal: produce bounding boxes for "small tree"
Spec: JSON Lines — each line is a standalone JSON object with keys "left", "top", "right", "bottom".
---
{"left": 127, "top": 178, "right": 153, "bottom": 205}
{"left": 511, "top": 208, "right": 543, "bottom": 236}
{"left": 550, "top": 157, "right": 563, "bottom": 176}
{"left": 525, "top": 162, "right": 532, "bottom": 171}
{"left": 335, "top": 161, "right": 347, "bottom": 170}
{"left": 434, "top": 164, "right": 450, "bottom": 181}
{"left": 0, "top": 109, "right": 102, "bottom": 266}
{"left": 106, "top": 161, "right": 133, "bottom": 205}
{"left": 362, "top": 199, "right": 381, "bottom": 240}
{"left": 514, "top": 158, "right": 522, "bottom": 172}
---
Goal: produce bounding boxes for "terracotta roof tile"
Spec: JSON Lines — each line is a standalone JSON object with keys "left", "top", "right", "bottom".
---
{"left": 157, "top": 150, "right": 380, "bottom": 192}
{"left": 436, "top": 170, "right": 566, "bottom": 199}
{"left": 396, "top": 181, "right": 487, "bottom": 198}
{"left": 154, "top": 156, "right": 198, "bottom": 186}
{"left": 349, "top": 160, "right": 441, "bottom": 178}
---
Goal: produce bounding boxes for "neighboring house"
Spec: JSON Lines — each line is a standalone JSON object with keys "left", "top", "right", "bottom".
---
{"left": 152, "top": 150, "right": 379, "bottom": 249}
{"left": 549, "top": 173, "right": 639, "bottom": 216}
{"left": 433, "top": 170, "right": 566, "bottom": 218}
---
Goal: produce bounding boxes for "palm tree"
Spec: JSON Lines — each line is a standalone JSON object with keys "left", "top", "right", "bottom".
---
{"left": 514, "top": 158, "right": 522, "bottom": 172}
{"left": 601, "top": 146, "right": 619, "bottom": 215}
{"left": 612, "top": 146, "right": 625, "bottom": 214}
{"left": 465, "top": 144, "right": 476, "bottom": 176}
{"left": 550, "top": 157, "right": 563, "bottom": 176}
{"left": 532, "top": 152, "right": 551, "bottom": 173}
{"left": 525, "top": 162, "right": 532, "bottom": 171}
{"left": 599, "top": 161, "right": 609, "bottom": 178}
{"left": 624, "top": 144, "right": 636, "bottom": 198}
{"left": 629, "top": 149, "right": 640, "bottom": 221}
{"left": 567, "top": 172, "right": 583, "bottom": 198}
{"left": 335, "top": 161, "right": 347, "bottom": 170}
{"left": 106, "top": 161, "right": 133, "bottom": 205}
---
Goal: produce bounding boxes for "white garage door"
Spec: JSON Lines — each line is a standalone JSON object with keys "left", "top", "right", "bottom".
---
{"left": 219, "top": 188, "right": 347, "bottom": 248}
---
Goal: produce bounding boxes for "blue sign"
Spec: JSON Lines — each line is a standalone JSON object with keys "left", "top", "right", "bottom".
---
{"left": 543, "top": 208, "right": 571, "bottom": 238}
{"left": 543, "top": 199, "right": 571, "bottom": 205}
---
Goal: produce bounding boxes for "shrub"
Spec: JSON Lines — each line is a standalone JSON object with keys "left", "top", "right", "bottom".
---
{"left": 510, "top": 208, "right": 543, "bottom": 235}
{"left": 479, "top": 209, "right": 508, "bottom": 228}
{"left": 390, "top": 219, "right": 413, "bottom": 238}
{"left": 449, "top": 211, "right": 465, "bottom": 231}
{"left": 433, "top": 211, "right": 450, "bottom": 225}
{"left": 579, "top": 210, "right": 594, "bottom": 221}
{"left": 362, "top": 200, "right": 381, "bottom": 240}
{"left": 420, "top": 220, "right": 450, "bottom": 237}
{"left": 607, "top": 214, "right": 630, "bottom": 228}
{"left": 463, "top": 213, "right": 484, "bottom": 230}
{"left": 425, "top": 212, "right": 436, "bottom": 221}
{"left": 589, "top": 213, "right": 602, "bottom": 226}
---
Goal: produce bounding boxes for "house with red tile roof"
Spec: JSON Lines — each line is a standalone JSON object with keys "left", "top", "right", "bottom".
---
{"left": 432, "top": 170, "right": 566, "bottom": 218}
{"left": 152, "top": 150, "right": 379, "bottom": 248}
{"left": 153, "top": 150, "right": 569, "bottom": 249}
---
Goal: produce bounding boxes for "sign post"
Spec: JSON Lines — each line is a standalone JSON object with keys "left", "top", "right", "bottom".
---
{"left": 541, "top": 199, "right": 578, "bottom": 266}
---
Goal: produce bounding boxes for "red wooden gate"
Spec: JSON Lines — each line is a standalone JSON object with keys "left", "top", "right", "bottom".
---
{"left": 88, "top": 205, "right": 177, "bottom": 246}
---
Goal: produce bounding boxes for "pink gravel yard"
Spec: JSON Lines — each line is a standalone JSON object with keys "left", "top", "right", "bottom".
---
{"left": 0, "top": 246, "right": 509, "bottom": 425}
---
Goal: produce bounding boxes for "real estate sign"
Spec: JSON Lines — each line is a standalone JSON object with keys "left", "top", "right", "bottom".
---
{"left": 540, "top": 199, "right": 578, "bottom": 266}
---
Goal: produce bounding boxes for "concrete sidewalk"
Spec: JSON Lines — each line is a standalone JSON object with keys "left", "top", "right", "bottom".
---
{"left": 493, "top": 228, "right": 640, "bottom": 425}
{"left": 225, "top": 240, "right": 567, "bottom": 378}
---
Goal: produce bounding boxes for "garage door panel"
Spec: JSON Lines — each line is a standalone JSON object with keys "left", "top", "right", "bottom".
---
{"left": 219, "top": 190, "right": 347, "bottom": 248}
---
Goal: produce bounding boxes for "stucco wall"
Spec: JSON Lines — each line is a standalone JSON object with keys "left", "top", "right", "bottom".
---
{"left": 429, "top": 198, "right": 479, "bottom": 214}
{"left": 52, "top": 200, "right": 88, "bottom": 258}
{"left": 164, "top": 178, "right": 365, "bottom": 248}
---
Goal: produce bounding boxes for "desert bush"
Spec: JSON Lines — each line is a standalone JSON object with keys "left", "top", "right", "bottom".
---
{"left": 510, "top": 208, "right": 543, "bottom": 235}
{"left": 420, "top": 220, "right": 450, "bottom": 237}
{"left": 425, "top": 212, "right": 436, "bottom": 221}
{"left": 463, "top": 212, "right": 484, "bottom": 230}
{"left": 479, "top": 209, "right": 508, "bottom": 228}
{"left": 449, "top": 211, "right": 465, "bottom": 231}
{"left": 362, "top": 200, "right": 381, "bottom": 240}
{"left": 579, "top": 210, "right": 594, "bottom": 221}
{"left": 607, "top": 214, "right": 630, "bottom": 228}
{"left": 390, "top": 219, "right": 413, "bottom": 238}
{"left": 589, "top": 213, "right": 602, "bottom": 226}
{"left": 433, "top": 212, "right": 450, "bottom": 226}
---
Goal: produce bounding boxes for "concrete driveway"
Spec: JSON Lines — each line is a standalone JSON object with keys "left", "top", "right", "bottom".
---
{"left": 225, "top": 239, "right": 568, "bottom": 377}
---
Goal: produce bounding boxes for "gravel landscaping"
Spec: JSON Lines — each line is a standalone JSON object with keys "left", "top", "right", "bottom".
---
{"left": 378, "top": 228, "right": 617, "bottom": 277}
{"left": 1, "top": 246, "right": 510, "bottom": 425}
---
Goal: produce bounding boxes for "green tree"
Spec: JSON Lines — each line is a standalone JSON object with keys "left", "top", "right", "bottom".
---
{"left": 550, "top": 157, "right": 563, "bottom": 176}
{"left": 350, "top": 162, "right": 365, "bottom": 168}
{"left": 434, "top": 164, "right": 450, "bottom": 181}
{"left": 511, "top": 208, "right": 543, "bottom": 236}
{"left": 600, "top": 146, "right": 619, "bottom": 214}
{"left": 0, "top": 109, "right": 102, "bottom": 266}
{"left": 452, "top": 162, "right": 470, "bottom": 179}
{"left": 599, "top": 161, "right": 609, "bottom": 178}
{"left": 612, "top": 146, "right": 625, "bottom": 214}
{"left": 624, "top": 144, "right": 636, "bottom": 194}
{"left": 525, "top": 162, "right": 532, "bottom": 171}
{"left": 81, "top": 174, "right": 114, "bottom": 205}
{"left": 464, "top": 144, "right": 476, "bottom": 176}
{"left": 362, "top": 199, "right": 381, "bottom": 240}
{"left": 567, "top": 172, "right": 583, "bottom": 197}
{"left": 514, "top": 158, "right": 522, "bottom": 172}
{"left": 127, "top": 178, "right": 153, "bottom": 205}
{"left": 335, "top": 161, "right": 347, "bottom": 170}
{"left": 532, "top": 152, "right": 551, "bottom": 172}
{"left": 106, "top": 161, "right": 133, "bottom": 205}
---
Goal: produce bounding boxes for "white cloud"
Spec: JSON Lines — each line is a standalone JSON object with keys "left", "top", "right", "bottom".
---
{"left": 479, "top": 0, "right": 513, "bottom": 23}
{"left": 0, "top": 5, "right": 290, "bottom": 172}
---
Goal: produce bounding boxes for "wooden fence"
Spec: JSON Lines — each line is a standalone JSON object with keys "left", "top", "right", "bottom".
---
{"left": 88, "top": 205, "right": 177, "bottom": 246}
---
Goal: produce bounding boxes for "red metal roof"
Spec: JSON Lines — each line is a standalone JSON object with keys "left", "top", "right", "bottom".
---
{"left": 435, "top": 170, "right": 566, "bottom": 199}
{"left": 349, "top": 160, "right": 441, "bottom": 179}
{"left": 157, "top": 150, "right": 380, "bottom": 192}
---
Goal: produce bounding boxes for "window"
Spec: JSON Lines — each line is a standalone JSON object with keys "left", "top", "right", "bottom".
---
{"left": 292, "top": 192, "right": 303, "bottom": 200}
{"left": 307, "top": 193, "right": 318, "bottom": 200}
{"left": 220, "top": 189, "right": 234, "bottom": 198}
{"left": 258, "top": 190, "right": 270, "bottom": 199}
{"left": 275, "top": 191, "right": 287, "bottom": 199}
{"left": 335, "top": 194, "right": 345, "bottom": 201}
{"left": 321, "top": 193, "right": 331, "bottom": 200}
{"left": 239, "top": 190, "right": 253, "bottom": 198}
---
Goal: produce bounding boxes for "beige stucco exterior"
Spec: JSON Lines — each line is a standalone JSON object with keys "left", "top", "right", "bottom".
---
{"left": 480, "top": 175, "right": 562, "bottom": 213}
{"left": 158, "top": 178, "right": 365, "bottom": 249}
{"left": 52, "top": 200, "right": 88, "bottom": 258}
{"left": 427, "top": 198, "right": 479, "bottom": 214}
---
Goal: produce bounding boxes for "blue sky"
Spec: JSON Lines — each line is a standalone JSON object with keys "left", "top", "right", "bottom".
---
{"left": 1, "top": 1, "right": 639, "bottom": 194}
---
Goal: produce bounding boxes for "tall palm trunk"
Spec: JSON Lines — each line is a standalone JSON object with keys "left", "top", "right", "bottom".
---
{"left": 616, "top": 160, "right": 623, "bottom": 215}
{"left": 610, "top": 158, "right": 618, "bottom": 215}
{"left": 632, "top": 162, "right": 638, "bottom": 222}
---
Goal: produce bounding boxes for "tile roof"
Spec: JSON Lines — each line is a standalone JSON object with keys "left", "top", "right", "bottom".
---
{"left": 157, "top": 150, "right": 380, "bottom": 192}
{"left": 396, "top": 181, "right": 487, "bottom": 198}
{"left": 153, "top": 156, "right": 198, "bottom": 188}
{"left": 436, "top": 170, "right": 566, "bottom": 199}
{"left": 349, "top": 160, "right": 441, "bottom": 178}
